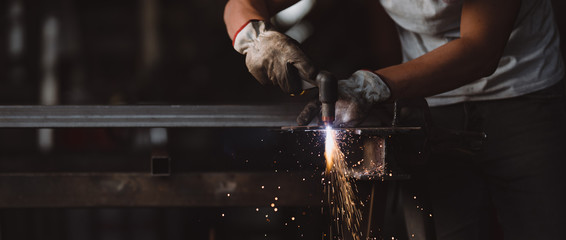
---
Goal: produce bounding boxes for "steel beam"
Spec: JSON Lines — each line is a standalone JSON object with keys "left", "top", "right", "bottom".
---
{"left": 0, "top": 172, "right": 322, "bottom": 208}
{"left": 0, "top": 105, "right": 306, "bottom": 128}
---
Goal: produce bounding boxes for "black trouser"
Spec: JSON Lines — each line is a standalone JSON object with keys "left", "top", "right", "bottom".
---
{"left": 426, "top": 82, "right": 566, "bottom": 240}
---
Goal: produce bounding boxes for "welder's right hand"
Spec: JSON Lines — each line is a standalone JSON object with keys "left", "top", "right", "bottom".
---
{"left": 233, "top": 20, "right": 316, "bottom": 95}
{"left": 297, "top": 70, "right": 392, "bottom": 127}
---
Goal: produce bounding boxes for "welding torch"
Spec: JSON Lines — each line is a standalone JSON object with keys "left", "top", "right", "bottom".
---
{"left": 315, "top": 71, "right": 338, "bottom": 126}
{"left": 292, "top": 69, "right": 338, "bottom": 127}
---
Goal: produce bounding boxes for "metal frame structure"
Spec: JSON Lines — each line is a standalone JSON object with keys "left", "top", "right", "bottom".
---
{"left": 0, "top": 104, "right": 436, "bottom": 239}
{"left": 0, "top": 104, "right": 322, "bottom": 208}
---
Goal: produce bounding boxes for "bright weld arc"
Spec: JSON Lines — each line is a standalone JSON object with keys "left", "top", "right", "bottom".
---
{"left": 324, "top": 125, "right": 334, "bottom": 174}
{"left": 323, "top": 124, "right": 363, "bottom": 240}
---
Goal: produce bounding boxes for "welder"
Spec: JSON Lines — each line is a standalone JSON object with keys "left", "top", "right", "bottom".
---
{"left": 223, "top": 0, "right": 566, "bottom": 240}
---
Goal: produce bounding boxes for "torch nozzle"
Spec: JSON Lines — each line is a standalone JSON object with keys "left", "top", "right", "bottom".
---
{"left": 321, "top": 103, "right": 335, "bottom": 127}
{"left": 316, "top": 71, "right": 338, "bottom": 127}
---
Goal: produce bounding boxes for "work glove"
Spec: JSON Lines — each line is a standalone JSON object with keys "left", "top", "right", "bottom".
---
{"left": 296, "top": 70, "right": 391, "bottom": 127}
{"left": 233, "top": 20, "right": 316, "bottom": 94}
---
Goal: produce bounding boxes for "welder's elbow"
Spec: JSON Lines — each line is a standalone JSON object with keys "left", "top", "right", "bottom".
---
{"left": 463, "top": 38, "right": 504, "bottom": 79}
{"left": 474, "top": 54, "right": 502, "bottom": 79}
{"left": 479, "top": 62, "right": 498, "bottom": 78}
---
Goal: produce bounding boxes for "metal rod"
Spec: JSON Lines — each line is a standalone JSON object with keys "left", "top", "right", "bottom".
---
{"left": 0, "top": 105, "right": 306, "bottom": 128}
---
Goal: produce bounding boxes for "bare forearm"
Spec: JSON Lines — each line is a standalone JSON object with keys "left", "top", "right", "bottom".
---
{"left": 224, "top": 0, "right": 269, "bottom": 39}
{"left": 224, "top": 0, "right": 299, "bottom": 40}
{"left": 376, "top": 0, "right": 520, "bottom": 99}
{"left": 376, "top": 38, "right": 498, "bottom": 99}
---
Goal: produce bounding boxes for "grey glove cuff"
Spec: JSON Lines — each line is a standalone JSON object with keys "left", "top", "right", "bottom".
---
{"left": 339, "top": 70, "right": 391, "bottom": 104}
{"left": 233, "top": 20, "right": 269, "bottom": 55}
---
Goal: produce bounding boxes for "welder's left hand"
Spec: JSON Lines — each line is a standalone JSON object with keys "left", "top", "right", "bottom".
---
{"left": 233, "top": 20, "right": 317, "bottom": 94}
{"left": 297, "top": 70, "right": 391, "bottom": 127}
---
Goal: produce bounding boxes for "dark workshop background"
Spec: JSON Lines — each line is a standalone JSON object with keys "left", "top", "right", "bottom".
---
{"left": 0, "top": 0, "right": 565, "bottom": 240}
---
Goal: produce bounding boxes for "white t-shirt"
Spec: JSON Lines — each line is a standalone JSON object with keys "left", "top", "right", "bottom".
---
{"left": 380, "top": 0, "right": 564, "bottom": 106}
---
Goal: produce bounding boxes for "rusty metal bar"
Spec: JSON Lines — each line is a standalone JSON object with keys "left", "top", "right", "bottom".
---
{"left": 0, "top": 172, "right": 322, "bottom": 208}
{"left": 0, "top": 105, "right": 307, "bottom": 128}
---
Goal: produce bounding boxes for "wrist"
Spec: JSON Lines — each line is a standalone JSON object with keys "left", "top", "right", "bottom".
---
{"left": 364, "top": 70, "right": 393, "bottom": 103}
{"left": 233, "top": 20, "right": 269, "bottom": 55}
{"left": 232, "top": 20, "right": 253, "bottom": 46}
{"left": 343, "top": 70, "right": 391, "bottom": 104}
